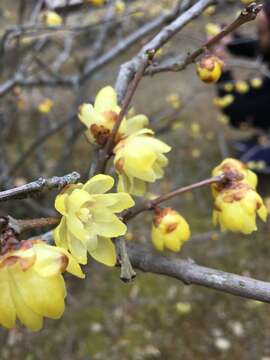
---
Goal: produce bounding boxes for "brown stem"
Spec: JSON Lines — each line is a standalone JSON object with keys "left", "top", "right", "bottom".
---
{"left": 17, "top": 217, "right": 60, "bottom": 232}
{"left": 123, "top": 174, "right": 226, "bottom": 222}
{"left": 94, "top": 56, "right": 152, "bottom": 174}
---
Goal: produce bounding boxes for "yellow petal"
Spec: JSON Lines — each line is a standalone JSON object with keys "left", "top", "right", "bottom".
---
{"left": 0, "top": 268, "right": 16, "bottom": 329}
{"left": 55, "top": 193, "right": 68, "bottom": 215}
{"left": 67, "top": 189, "right": 92, "bottom": 212}
{"left": 12, "top": 266, "right": 66, "bottom": 319}
{"left": 94, "top": 86, "right": 118, "bottom": 113}
{"left": 92, "top": 213, "right": 127, "bottom": 237}
{"left": 66, "top": 214, "right": 89, "bottom": 242}
{"left": 53, "top": 217, "right": 68, "bottom": 249}
{"left": 89, "top": 237, "right": 116, "bottom": 266}
{"left": 67, "top": 231, "right": 88, "bottom": 265}
{"left": 9, "top": 270, "right": 43, "bottom": 331}
{"left": 125, "top": 115, "right": 149, "bottom": 136}
{"left": 106, "top": 193, "right": 135, "bottom": 212}
{"left": 32, "top": 243, "right": 68, "bottom": 277}
{"left": 82, "top": 174, "right": 114, "bottom": 194}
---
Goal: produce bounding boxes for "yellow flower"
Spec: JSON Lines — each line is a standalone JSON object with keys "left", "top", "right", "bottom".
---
{"left": 78, "top": 86, "right": 125, "bottom": 146}
{"left": 37, "top": 98, "right": 53, "bottom": 114}
{"left": 196, "top": 55, "right": 223, "bottom": 83}
{"left": 203, "top": 5, "right": 216, "bottom": 16}
{"left": 250, "top": 77, "right": 263, "bottom": 89}
{"left": 213, "top": 94, "right": 234, "bottom": 108}
{"left": 223, "top": 82, "right": 234, "bottom": 92}
{"left": 213, "top": 184, "right": 267, "bottom": 234}
{"left": 42, "top": 11, "right": 63, "bottom": 26}
{"left": 205, "top": 23, "right": 221, "bottom": 37}
{"left": 235, "top": 81, "right": 249, "bottom": 94}
{"left": 166, "top": 93, "right": 182, "bottom": 109}
{"left": 115, "top": 0, "right": 125, "bottom": 13}
{"left": 190, "top": 122, "right": 200, "bottom": 137}
{"left": 0, "top": 240, "right": 84, "bottom": 331}
{"left": 53, "top": 175, "right": 134, "bottom": 266}
{"left": 89, "top": 0, "right": 106, "bottom": 5}
{"left": 151, "top": 208, "right": 190, "bottom": 252}
{"left": 212, "top": 158, "right": 257, "bottom": 197}
{"left": 114, "top": 123, "right": 171, "bottom": 196}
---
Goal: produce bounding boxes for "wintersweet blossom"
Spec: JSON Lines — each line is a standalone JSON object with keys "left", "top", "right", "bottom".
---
{"left": 151, "top": 208, "right": 190, "bottom": 252}
{"left": 53, "top": 175, "right": 134, "bottom": 266}
{"left": 0, "top": 240, "right": 84, "bottom": 331}
{"left": 42, "top": 11, "right": 63, "bottom": 26}
{"left": 114, "top": 126, "right": 171, "bottom": 196}
{"left": 78, "top": 86, "right": 125, "bottom": 146}
{"left": 213, "top": 183, "right": 267, "bottom": 234}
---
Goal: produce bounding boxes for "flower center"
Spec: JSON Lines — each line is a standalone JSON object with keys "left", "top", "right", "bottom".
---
{"left": 77, "top": 208, "right": 92, "bottom": 223}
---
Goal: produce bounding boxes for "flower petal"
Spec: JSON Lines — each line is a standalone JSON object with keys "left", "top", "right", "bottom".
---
{"left": 9, "top": 270, "right": 43, "bottom": 331}
{"left": 67, "top": 231, "right": 88, "bottom": 265}
{"left": 82, "top": 174, "right": 114, "bottom": 194}
{"left": 0, "top": 268, "right": 16, "bottom": 329}
{"left": 53, "top": 217, "right": 68, "bottom": 249}
{"left": 93, "top": 213, "right": 127, "bottom": 237}
{"left": 125, "top": 115, "right": 149, "bottom": 136}
{"left": 12, "top": 266, "right": 66, "bottom": 319}
{"left": 106, "top": 193, "right": 135, "bottom": 212}
{"left": 94, "top": 86, "right": 118, "bottom": 113}
{"left": 89, "top": 237, "right": 116, "bottom": 266}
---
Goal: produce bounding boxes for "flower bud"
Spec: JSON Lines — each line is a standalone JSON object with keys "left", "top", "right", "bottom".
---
{"left": 42, "top": 11, "right": 62, "bottom": 27}
{"left": 196, "top": 55, "right": 223, "bottom": 83}
{"left": 235, "top": 81, "right": 249, "bottom": 94}
{"left": 212, "top": 158, "right": 257, "bottom": 198}
{"left": 250, "top": 77, "right": 263, "bottom": 89}
{"left": 151, "top": 208, "right": 190, "bottom": 252}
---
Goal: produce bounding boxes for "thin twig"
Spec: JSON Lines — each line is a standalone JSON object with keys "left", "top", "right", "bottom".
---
{"left": 123, "top": 174, "right": 226, "bottom": 221}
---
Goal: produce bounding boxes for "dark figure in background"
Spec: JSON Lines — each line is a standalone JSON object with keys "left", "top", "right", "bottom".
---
{"left": 216, "top": 1, "right": 270, "bottom": 173}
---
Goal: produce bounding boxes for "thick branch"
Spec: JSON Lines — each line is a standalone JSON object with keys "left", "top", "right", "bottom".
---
{"left": 127, "top": 243, "right": 270, "bottom": 303}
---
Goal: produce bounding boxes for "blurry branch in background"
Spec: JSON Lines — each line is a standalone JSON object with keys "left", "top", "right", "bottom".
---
{"left": 115, "top": 0, "right": 215, "bottom": 102}
{"left": 145, "top": 2, "right": 263, "bottom": 75}
{"left": 227, "top": 58, "right": 270, "bottom": 78}
{"left": 0, "top": 0, "right": 192, "bottom": 97}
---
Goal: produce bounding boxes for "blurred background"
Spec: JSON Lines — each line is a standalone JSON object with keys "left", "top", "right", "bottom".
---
{"left": 1, "top": 0, "right": 270, "bottom": 359}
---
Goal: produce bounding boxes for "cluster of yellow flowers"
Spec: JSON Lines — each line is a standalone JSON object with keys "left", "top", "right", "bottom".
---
{"left": 2, "top": 83, "right": 268, "bottom": 332}
{"left": 79, "top": 86, "right": 171, "bottom": 196}
{"left": 212, "top": 158, "right": 267, "bottom": 234}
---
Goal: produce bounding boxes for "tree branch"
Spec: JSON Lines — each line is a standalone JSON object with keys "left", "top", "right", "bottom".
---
{"left": 115, "top": 0, "right": 215, "bottom": 102}
{"left": 0, "top": 172, "right": 80, "bottom": 202}
{"left": 146, "top": 2, "right": 262, "bottom": 75}
{"left": 127, "top": 243, "right": 270, "bottom": 303}
{"left": 123, "top": 174, "right": 226, "bottom": 222}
